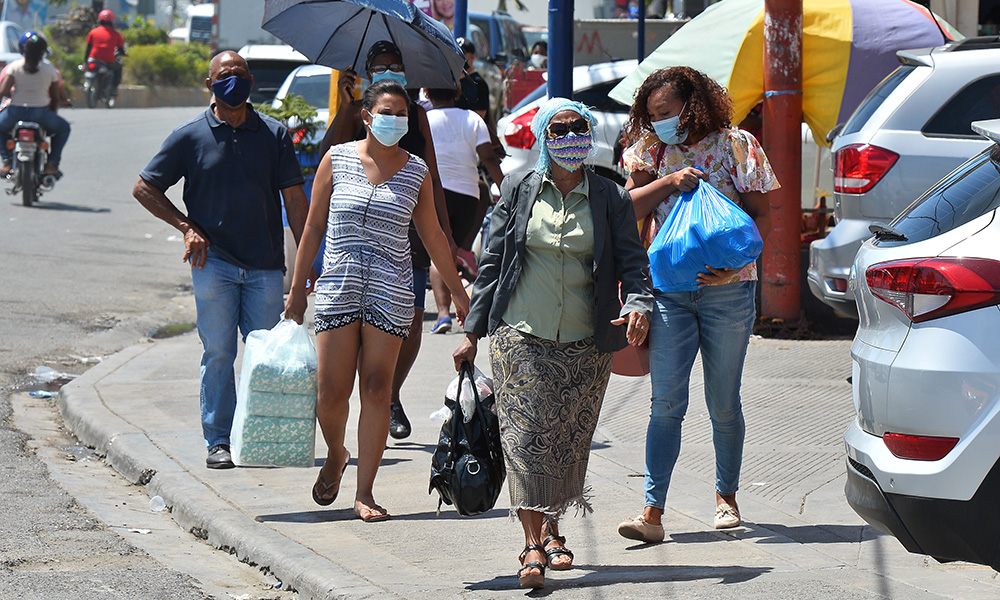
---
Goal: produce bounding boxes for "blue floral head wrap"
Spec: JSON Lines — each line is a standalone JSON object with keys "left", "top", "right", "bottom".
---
{"left": 530, "top": 97, "right": 598, "bottom": 175}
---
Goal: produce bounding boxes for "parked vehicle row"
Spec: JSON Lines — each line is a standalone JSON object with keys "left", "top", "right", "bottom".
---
{"left": 809, "top": 37, "right": 1000, "bottom": 317}
{"left": 845, "top": 117, "right": 1000, "bottom": 571}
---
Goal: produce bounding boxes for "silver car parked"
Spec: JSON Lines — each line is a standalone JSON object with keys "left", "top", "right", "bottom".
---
{"left": 808, "top": 38, "right": 1000, "bottom": 318}
{"left": 845, "top": 118, "right": 1000, "bottom": 570}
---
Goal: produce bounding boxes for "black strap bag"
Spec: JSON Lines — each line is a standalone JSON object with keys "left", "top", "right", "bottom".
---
{"left": 429, "top": 362, "right": 506, "bottom": 516}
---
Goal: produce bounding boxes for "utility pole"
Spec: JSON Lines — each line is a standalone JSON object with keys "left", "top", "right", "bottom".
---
{"left": 548, "top": 0, "right": 574, "bottom": 99}
{"left": 454, "top": 0, "right": 466, "bottom": 39}
{"left": 761, "top": 0, "right": 803, "bottom": 322}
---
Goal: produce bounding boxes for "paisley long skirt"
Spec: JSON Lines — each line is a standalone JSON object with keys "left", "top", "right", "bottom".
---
{"left": 489, "top": 324, "right": 614, "bottom": 518}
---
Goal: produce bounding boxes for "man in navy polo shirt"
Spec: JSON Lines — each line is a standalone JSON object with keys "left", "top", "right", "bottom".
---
{"left": 132, "top": 51, "right": 310, "bottom": 469}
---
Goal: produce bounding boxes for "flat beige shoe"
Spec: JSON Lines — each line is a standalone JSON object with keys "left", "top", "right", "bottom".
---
{"left": 617, "top": 515, "right": 664, "bottom": 543}
{"left": 714, "top": 502, "right": 741, "bottom": 529}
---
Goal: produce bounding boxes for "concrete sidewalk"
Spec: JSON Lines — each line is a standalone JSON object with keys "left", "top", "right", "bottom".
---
{"left": 57, "top": 323, "right": 1000, "bottom": 599}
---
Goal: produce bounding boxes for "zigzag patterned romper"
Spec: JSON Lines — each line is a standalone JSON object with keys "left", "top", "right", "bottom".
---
{"left": 313, "top": 142, "right": 428, "bottom": 339}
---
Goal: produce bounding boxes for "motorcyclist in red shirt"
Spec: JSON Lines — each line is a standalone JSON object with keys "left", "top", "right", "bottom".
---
{"left": 84, "top": 9, "right": 125, "bottom": 97}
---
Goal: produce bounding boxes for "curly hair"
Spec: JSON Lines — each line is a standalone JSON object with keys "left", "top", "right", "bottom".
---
{"left": 622, "top": 67, "right": 732, "bottom": 145}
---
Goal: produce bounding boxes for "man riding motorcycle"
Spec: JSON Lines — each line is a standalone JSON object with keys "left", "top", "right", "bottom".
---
{"left": 84, "top": 9, "right": 125, "bottom": 98}
{"left": 0, "top": 32, "right": 71, "bottom": 177}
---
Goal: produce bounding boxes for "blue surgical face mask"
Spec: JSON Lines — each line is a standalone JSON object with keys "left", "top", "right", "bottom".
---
{"left": 211, "top": 75, "right": 252, "bottom": 108}
{"left": 371, "top": 70, "right": 407, "bottom": 88}
{"left": 366, "top": 111, "right": 409, "bottom": 147}
{"left": 652, "top": 103, "right": 687, "bottom": 145}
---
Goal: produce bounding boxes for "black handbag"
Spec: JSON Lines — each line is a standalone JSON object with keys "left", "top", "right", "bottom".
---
{"left": 429, "top": 362, "right": 506, "bottom": 516}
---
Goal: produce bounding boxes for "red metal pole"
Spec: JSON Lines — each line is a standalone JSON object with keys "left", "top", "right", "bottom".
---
{"left": 761, "top": 0, "right": 803, "bottom": 322}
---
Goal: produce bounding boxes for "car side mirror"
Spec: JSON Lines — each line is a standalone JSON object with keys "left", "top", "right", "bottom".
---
{"left": 826, "top": 123, "right": 845, "bottom": 145}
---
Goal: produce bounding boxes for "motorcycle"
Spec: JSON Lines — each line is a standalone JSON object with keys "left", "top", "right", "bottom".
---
{"left": 81, "top": 58, "right": 116, "bottom": 109}
{"left": 6, "top": 121, "right": 59, "bottom": 207}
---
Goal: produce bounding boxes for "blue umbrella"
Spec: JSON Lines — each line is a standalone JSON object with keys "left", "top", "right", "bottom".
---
{"left": 262, "top": 0, "right": 466, "bottom": 89}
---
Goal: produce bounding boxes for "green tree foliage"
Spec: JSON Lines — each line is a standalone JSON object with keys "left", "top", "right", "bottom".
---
{"left": 43, "top": 6, "right": 208, "bottom": 88}
{"left": 123, "top": 43, "right": 211, "bottom": 87}
{"left": 256, "top": 94, "right": 322, "bottom": 155}
{"left": 120, "top": 16, "right": 168, "bottom": 46}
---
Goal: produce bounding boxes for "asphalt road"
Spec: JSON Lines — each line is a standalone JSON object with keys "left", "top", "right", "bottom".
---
{"left": 0, "top": 106, "right": 285, "bottom": 599}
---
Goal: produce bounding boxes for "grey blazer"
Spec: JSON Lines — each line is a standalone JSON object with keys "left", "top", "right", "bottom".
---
{"left": 465, "top": 168, "right": 653, "bottom": 354}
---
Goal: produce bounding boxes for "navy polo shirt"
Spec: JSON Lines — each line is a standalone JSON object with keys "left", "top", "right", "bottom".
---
{"left": 139, "top": 105, "right": 304, "bottom": 272}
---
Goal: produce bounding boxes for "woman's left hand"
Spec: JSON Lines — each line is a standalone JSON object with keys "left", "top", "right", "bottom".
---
{"left": 697, "top": 265, "right": 740, "bottom": 287}
{"left": 452, "top": 288, "right": 470, "bottom": 327}
{"left": 611, "top": 311, "right": 649, "bottom": 346}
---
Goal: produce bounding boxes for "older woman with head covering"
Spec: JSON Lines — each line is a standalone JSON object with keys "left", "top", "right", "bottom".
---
{"left": 453, "top": 97, "right": 653, "bottom": 589}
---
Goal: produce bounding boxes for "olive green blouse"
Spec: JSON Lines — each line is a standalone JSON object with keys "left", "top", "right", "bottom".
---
{"left": 503, "top": 175, "right": 596, "bottom": 342}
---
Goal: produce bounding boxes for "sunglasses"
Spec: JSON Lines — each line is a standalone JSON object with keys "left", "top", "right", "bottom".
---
{"left": 547, "top": 118, "right": 591, "bottom": 139}
{"left": 369, "top": 63, "right": 404, "bottom": 75}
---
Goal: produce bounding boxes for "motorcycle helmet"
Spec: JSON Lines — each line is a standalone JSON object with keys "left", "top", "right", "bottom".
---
{"left": 18, "top": 31, "right": 40, "bottom": 55}
{"left": 98, "top": 9, "right": 115, "bottom": 23}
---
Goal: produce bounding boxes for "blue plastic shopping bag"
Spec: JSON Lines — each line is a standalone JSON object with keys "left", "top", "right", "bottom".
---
{"left": 648, "top": 180, "right": 763, "bottom": 292}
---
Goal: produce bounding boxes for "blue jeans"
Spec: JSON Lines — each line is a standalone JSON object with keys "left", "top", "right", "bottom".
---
{"left": 191, "top": 250, "right": 284, "bottom": 448}
{"left": 644, "top": 281, "right": 756, "bottom": 509}
{"left": 0, "top": 106, "right": 71, "bottom": 166}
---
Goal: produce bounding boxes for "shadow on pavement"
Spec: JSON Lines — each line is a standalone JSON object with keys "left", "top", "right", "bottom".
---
{"left": 16, "top": 201, "right": 110, "bottom": 212}
{"left": 465, "top": 564, "right": 772, "bottom": 591}
{"left": 255, "top": 506, "right": 510, "bottom": 524}
{"left": 718, "top": 522, "right": 867, "bottom": 544}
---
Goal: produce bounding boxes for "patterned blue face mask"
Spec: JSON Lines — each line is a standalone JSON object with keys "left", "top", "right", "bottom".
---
{"left": 652, "top": 103, "right": 687, "bottom": 145}
{"left": 371, "top": 70, "right": 407, "bottom": 88}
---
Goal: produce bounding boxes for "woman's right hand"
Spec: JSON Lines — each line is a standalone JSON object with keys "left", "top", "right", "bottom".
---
{"left": 668, "top": 166, "right": 708, "bottom": 193}
{"left": 284, "top": 290, "right": 307, "bottom": 325}
{"left": 453, "top": 334, "right": 478, "bottom": 371}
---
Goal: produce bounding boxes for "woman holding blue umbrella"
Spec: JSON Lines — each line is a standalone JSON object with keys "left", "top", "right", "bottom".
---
{"left": 616, "top": 67, "right": 776, "bottom": 542}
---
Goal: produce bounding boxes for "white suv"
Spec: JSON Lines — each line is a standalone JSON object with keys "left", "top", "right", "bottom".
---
{"left": 808, "top": 38, "right": 1000, "bottom": 318}
{"left": 845, "top": 118, "right": 1000, "bottom": 570}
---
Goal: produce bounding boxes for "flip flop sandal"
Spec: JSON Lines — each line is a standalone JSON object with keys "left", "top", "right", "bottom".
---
{"left": 311, "top": 451, "right": 349, "bottom": 506}
{"left": 354, "top": 503, "right": 391, "bottom": 522}
{"left": 543, "top": 534, "right": 574, "bottom": 570}
{"left": 517, "top": 544, "right": 546, "bottom": 589}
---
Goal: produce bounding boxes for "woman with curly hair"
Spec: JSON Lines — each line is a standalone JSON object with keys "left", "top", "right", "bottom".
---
{"left": 615, "top": 67, "right": 778, "bottom": 542}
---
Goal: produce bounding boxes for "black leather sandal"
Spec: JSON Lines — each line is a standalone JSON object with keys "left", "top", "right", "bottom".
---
{"left": 543, "top": 534, "right": 574, "bottom": 571}
{"left": 517, "top": 544, "right": 546, "bottom": 589}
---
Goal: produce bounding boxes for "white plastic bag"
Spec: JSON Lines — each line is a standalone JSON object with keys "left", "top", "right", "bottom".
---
{"left": 444, "top": 365, "right": 494, "bottom": 423}
{"left": 232, "top": 319, "right": 318, "bottom": 467}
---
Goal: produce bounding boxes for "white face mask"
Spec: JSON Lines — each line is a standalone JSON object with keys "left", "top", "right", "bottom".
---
{"left": 529, "top": 54, "right": 546, "bottom": 69}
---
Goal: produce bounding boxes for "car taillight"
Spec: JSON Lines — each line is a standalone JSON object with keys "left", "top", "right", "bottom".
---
{"left": 291, "top": 128, "right": 306, "bottom": 145}
{"left": 17, "top": 129, "right": 35, "bottom": 142}
{"left": 834, "top": 144, "right": 899, "bottom": 194}
{"left": 883, "top": 432, "right": 959, "bottom": 461}
{"left": 503, "top": 107, "right": 538, "bottom": 150}
{"left": 866, "top": 257, "right": 1000, "bottom": 322}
